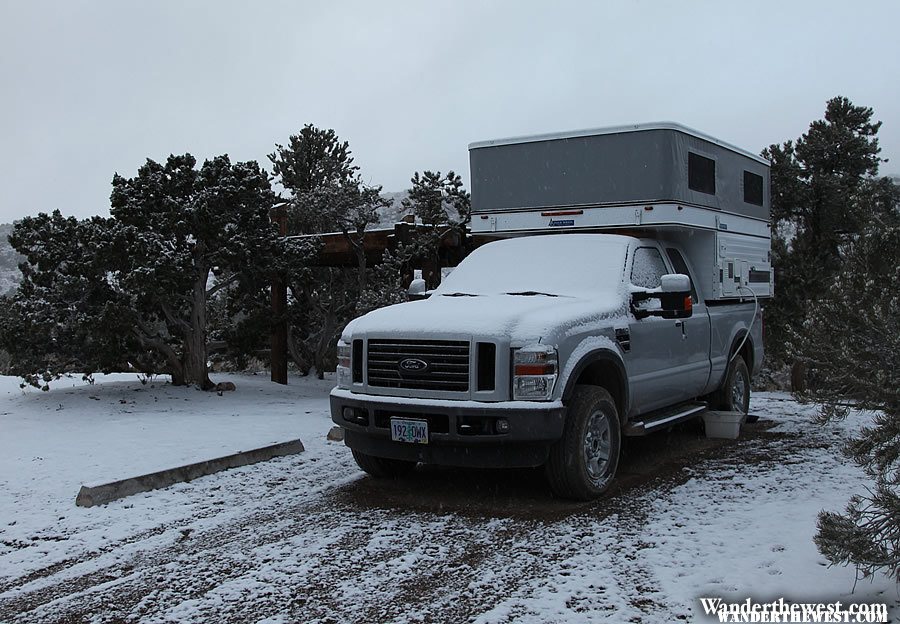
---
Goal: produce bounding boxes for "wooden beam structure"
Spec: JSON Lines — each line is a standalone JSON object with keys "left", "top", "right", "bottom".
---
{"left": 292, "top": 221, "right": 468, "bottom": 277}
{"left": 270, "top": 219, "right": 475, "bottom": 383}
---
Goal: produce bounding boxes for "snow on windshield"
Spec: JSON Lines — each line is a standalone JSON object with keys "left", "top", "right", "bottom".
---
{"left": 433, "top": 234, "right": 630, "bottom": 298}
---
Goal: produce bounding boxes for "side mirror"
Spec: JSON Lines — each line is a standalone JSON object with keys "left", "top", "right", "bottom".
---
{"left": 407, "top": 278, "right": 429, "bottom": 301}
{"left": 659, "top": 274, "right": 692, "bottom": 319}
{"left": 631, "top": 274, "right": 693, "bottom": 319}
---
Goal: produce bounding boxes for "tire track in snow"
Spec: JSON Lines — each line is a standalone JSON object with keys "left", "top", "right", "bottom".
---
{"left": 3, "top": 414, "right": 822, "bottom": 623}
{"left": 0, "top": 445, "right": 362, "bottom": 621}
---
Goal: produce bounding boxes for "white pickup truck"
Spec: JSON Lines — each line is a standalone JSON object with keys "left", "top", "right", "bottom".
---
{"left": 330, "top": 123, "right": 770, "bottom": 500}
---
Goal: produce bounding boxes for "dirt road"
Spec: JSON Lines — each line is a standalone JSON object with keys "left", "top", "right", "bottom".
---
{"left": 1, "top": 398, "right": 894, "bottom": 623}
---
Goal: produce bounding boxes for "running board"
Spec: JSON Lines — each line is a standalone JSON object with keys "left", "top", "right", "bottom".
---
{"left": 623, "top": 402, "right": 708, "bottom": 436}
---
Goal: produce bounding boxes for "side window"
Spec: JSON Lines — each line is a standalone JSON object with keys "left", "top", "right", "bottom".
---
{"left": 630, "top": 247, "right": 668, "bottom": 289}
{"left": 743, "top": 170, "right": 764, "bottom": 206}
{"left": 688, "top": 152, "right": 716, "bottom": 195}
{"left": 666, "top": 248, "right": 698, "bottom": 302}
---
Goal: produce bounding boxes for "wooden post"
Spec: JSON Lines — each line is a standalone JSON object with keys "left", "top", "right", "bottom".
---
{"left": 271, "top": 204, "right": 288, "bottom": 385}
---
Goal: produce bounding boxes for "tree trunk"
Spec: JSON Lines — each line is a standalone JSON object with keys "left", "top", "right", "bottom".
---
{"left": 168, "top": 361, "right": 187, "bottom": 386}
{"left": 353, "top": 229, "right": 367, "bottom": 295}
{"left": 132, "top": 326, "right": 187, "bottom": 387}
{"left": 314, "top": 350, "right": 325, "bottom": 380}
{"left": 313, "top": 306, "right": 338, "bottom": 381}
{"left": 183, "top": 269, "right": 214, "bottom": 390}
{"left": 356, "top": 243, "right": 367, "bottom": 295}
{"left": 341, "top": 229, "right": 368, "bottom": 300}
{"left": 287, "top": 325, "right": 312, "bottom": 376}
{"left": 790, "top": 359, "right": 808, "bottom": 393}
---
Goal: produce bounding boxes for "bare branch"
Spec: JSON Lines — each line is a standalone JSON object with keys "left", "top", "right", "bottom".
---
{"left": 159, "top": 301, "right": 190, "bottom": 333}
{"left": 206, "top": 273, "right": 241, "bottom": 298}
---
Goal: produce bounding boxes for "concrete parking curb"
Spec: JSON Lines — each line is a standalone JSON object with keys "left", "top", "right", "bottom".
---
{"left": 75, "top": 439, "right": 305, "bottom": 508}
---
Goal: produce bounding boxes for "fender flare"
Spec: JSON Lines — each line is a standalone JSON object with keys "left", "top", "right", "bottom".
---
{"left": 561, "top": 348, "right": 630, "bottom": 419}
{"left": 727, "top": 327, "right": 754, "bottom": 372}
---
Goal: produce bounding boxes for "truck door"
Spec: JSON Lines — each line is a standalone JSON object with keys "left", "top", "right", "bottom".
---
{"left": 664, "top": 246, "right": 712, "bottom": 398}
{"left": 625, "top": 245, "right": 709, "bottom": 415}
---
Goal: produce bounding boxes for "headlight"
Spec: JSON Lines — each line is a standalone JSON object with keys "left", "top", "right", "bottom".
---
{"left": 513, "top": 345, "right": 558, "bottom": 400}
{"left": 336, "top": 341, "right": 351, "bottom": 389}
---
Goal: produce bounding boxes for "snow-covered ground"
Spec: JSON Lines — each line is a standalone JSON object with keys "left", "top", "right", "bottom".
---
{"left": 0, "top": 374, "right": 897, "bottom": 622}
{"left": 0, "top": 373, "right": 334, "bottom": 571}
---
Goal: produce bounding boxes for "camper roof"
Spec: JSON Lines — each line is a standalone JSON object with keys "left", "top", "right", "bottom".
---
{"left": 467, "top": 121, "right": 771, "bottom": 219}
{"left": 468, "top": 121, "right": 769, "bottom": 166}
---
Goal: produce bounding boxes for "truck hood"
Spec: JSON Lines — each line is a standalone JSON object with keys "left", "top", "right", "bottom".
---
{"left": 342, "top": 290, "right": 629, "bottom": 344}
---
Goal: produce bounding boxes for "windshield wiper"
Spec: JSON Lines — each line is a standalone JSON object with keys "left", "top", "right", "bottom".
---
{"left": 504, "top": 291, "right": 559, "bottom": 297}
{"left": 441, "top": 292, "right": 479, "bottom": 297}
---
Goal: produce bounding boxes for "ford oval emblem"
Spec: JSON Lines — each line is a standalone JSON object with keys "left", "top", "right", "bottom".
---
{"left": 398, "top": 357, "right": 429, "bottom": 373}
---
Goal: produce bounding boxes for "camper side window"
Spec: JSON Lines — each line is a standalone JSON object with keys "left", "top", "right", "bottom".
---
{"left": 688, "top": 152, "right": 716, "bottom": 195}
{"left": 744, "top": 170, "right": 764, "bottom": 206}
{"left": 631, "top": 247, "right": 668, "bottom": 289}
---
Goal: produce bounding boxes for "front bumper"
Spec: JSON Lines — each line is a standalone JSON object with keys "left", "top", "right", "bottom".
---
{"left": 329, "top": 388, "right": 566, "bottom": 468}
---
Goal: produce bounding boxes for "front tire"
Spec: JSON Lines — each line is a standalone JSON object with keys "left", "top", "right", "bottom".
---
{"left": 546, "top": 385, "right": 621, "bottom": 501}
{"left": 351, "top": 449, "right": 417, "bottom": 478}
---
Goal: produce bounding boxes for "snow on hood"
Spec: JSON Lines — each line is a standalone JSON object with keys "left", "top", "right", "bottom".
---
{"left": 342, "top": 290, "right": 629, "bottom": 343}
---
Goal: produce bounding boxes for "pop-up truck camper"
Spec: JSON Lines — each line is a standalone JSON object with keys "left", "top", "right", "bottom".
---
{"left": 331, "top": 123, "right": 771, "bottom": 500}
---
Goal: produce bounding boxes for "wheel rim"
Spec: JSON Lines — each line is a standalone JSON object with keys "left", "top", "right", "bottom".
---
{"left": 583, "top": 409, "right": 612, "bottom": 485}
{"left": 731, "top": 371, "right": 748, "bottom": 414}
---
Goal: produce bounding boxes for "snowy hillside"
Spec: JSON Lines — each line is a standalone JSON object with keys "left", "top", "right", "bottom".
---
{"left": 376, "top": 190, "right": 412, "bottom": 227}
{"left": 374, "top": 191, "right": 464, "bottom": 228}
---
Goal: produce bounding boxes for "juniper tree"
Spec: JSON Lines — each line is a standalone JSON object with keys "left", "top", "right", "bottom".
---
{"left": 270, "top": 125, "right": 386, "bottom": 377}
{"left": 762, "top": 97, "right": 882, "bottom": 363}
{"left": 269, "top": 125, "right": 358, "bottom": 195}
{"left": 1, "top": 212, "right": 152, "bottom": 388}
{"left": 3, "top": 154, "right": 281, "bottom": 389}
{"left": 295, "top": 183, "right": 390, "bottom": 291}
{"left": 400, "top": 170, "right": 471, "bottom": 288}
{"left": 356, "top": 246, "right": 408, "bottom": 314}
{"left": 792, "top": 187, "right": 900, "bottom": 582}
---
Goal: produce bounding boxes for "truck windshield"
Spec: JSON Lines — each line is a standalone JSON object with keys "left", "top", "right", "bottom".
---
{"left": 433, "top": 235, "right": 629, "bottom": 298}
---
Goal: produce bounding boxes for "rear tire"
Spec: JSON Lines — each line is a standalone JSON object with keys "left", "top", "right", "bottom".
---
{"left": 713, "top": 356, "right": 755, "bottom": 422}
{"left": 546, "top": 385, "right": 621, "bottom": 501}
{"left": 351, "top": 449, "right": 417, "bottom": 478}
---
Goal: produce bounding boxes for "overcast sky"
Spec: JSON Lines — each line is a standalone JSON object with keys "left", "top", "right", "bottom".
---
{"left": 1, "top": 0, "right": 899, "bottom": 223}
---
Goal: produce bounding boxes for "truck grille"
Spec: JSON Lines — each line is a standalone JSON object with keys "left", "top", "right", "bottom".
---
{"left": 367, "top": 339, "right": 470, "bottom": 392}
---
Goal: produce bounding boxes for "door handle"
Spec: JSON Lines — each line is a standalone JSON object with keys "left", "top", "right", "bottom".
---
{"left": 675, "top": 320, "right": 686, "bottom": 339}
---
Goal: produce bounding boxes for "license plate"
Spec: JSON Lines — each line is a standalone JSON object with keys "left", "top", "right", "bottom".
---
{"left": 390, "top": 418, "right": 429, "bottom": 444}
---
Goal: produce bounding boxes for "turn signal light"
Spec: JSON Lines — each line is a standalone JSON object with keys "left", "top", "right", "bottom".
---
{"left": 514, "top": 363, "right": 556, "bottom": 376}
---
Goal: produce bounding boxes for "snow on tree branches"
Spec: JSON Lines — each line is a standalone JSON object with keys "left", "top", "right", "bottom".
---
{"left": 793, "top": 199, "right": 900, "bottom": 583}
{"left": 1, "top": 154, "right": 288, "bottom": 390}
